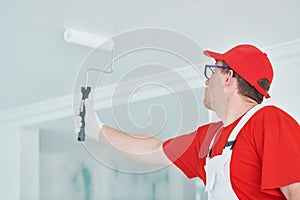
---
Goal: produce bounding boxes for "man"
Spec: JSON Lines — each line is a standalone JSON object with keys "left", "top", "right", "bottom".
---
{"left": 76, "top": 44, "right": 300, "bottom": 199}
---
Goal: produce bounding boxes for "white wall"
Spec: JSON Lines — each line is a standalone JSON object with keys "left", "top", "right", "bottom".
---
{"left": 0, "top": 125, "right": 21, "bottom": 200}
{"left": 267, "top": 42, "right": 300, "bottom": 121}
{"left": 20, "top": 128, "right": 39, "bottom": 200}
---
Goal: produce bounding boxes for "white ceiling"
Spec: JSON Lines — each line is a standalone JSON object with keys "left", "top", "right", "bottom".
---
{"left": 1, "top": 0, "right": 300, "bottom": 111}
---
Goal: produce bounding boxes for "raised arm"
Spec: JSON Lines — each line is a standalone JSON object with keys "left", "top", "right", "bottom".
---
{"left": 99, "top": 125, "right": 171, "bottom": 166}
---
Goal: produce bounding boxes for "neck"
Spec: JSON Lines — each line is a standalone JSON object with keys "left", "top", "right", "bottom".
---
{"left": 216, "top": 96, "right": 258, "bottom": 126}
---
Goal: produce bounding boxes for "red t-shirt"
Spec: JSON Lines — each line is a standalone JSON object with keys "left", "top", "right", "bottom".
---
{"left": 163, "top": 106, "right": 300, "bottom": 199}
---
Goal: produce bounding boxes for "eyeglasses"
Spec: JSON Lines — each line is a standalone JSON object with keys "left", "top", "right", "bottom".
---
{"left": 204, "top": 64, "right": 236, "bottom": 79}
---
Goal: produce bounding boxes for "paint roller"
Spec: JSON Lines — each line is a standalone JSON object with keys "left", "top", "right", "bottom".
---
{"left": 64, "top": 28, "right": 115, "bottom": 141}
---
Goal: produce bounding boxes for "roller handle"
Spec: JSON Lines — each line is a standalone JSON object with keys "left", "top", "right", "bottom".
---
{"left": 77, "top": 86, "right": 91, "bottom": 142}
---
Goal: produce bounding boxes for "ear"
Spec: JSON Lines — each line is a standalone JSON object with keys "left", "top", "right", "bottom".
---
{"left": 224, "top": 70, "right": 235, "bottom": 86}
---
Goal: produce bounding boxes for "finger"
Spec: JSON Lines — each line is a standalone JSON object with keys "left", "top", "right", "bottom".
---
{"left": 74, "top": 127, "right": 81, "bottom": 134}
{"left": 74, "top": 116, "right": 83, "bottom": 129}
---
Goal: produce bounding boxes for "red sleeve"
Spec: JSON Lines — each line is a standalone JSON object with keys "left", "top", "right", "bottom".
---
{"left": 162, "top": 122, "right": 223, "bottom": 181}
{"left": 258, "top": 107, "right": 300, "bottom": 193}
{"left": 163, "top": 130, "right": 200, "bottom": 179}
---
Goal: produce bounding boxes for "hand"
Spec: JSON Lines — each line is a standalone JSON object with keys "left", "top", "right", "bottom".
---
{"left": 74, "top": 94, "right": 104, "bottom": 142}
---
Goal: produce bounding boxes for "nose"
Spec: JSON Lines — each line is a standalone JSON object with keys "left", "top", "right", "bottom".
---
{"left": 205, "top": 79, "right": 209, "bottom": 85}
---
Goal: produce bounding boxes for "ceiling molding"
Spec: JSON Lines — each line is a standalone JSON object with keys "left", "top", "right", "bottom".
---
{"left": 265, "top": 38, "right": 300, "bottom": 51}
{"left": 0, "top": 66, "right": 204, "bottom": 126}
{"left": 266, "top": 38, "right": 300, "bottom": 65}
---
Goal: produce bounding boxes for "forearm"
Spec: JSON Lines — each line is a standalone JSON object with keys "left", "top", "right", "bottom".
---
{"left": 99, "top": 125, "right": 171, "bottom": 166}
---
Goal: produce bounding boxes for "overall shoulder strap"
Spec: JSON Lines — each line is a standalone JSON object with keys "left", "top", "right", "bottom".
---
{"left": 225, "top": 103, "right": 269, "bottom": 149}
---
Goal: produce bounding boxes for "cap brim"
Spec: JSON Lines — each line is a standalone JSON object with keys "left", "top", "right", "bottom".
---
{"left": 203, "top": 50, "right": 224, "bottom": 61}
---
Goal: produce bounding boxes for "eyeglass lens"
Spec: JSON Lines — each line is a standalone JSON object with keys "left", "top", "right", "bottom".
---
{"left": 205, "top": 66, "right": 214, "bottom": 79}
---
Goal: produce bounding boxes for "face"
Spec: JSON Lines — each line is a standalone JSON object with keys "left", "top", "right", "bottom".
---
{"left": 203, "top": 60, "right": 227, "bottom": 111}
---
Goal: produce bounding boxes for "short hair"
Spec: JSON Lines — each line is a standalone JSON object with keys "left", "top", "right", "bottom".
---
{"left": 221, "top": 61, "right": 270, "bottom": 104}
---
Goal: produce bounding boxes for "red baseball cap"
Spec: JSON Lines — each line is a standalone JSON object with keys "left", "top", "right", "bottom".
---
{"left": 204, "top": 44, "right": 274, "bottom": 98}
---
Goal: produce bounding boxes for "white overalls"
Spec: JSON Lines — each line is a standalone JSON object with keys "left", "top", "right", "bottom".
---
{"left": 204, "top": 104, "right": 268, "bottom": 200}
